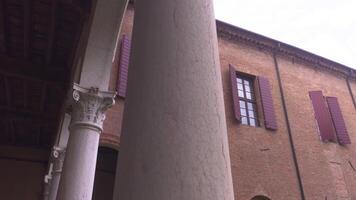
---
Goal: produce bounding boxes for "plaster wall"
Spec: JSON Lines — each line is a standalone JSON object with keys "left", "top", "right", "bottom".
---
{"left": 0, "top": 146, "right": 48, "bottom": 200}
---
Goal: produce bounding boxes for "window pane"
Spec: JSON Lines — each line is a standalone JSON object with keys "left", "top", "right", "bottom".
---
{"left": 239, "top": 100, "right": 246, "bottom": 108}
{"left": 243, "top": 80, "right": 250, "bottom": 85}
{"left": 246, "top": 92, "right": 252, "bottom": 99}
{"left": 245, "top": 85, "right": 251, "bottom": 92}
{"left": 237, "top": 83, "right": 243, "bottom": 90}
{"left": 250, "top": 118, "right": 256, "bottom": 126}
{"left": 241, "top": 117, "right": 248, "bottom": 125}
{"left": 240, "top": 108, "right": 246, "bottom": 116}
{"left": 238, "top": 90, "right": 244, "bottom": 98}
{"left": 248, "top": 110, "right": 255, "bottom": 118}
{"left": 237, "top": 78, "right": 242, "bottom": 83}
{"left": 247, "top": 102, "right": 253, "bottom": 110}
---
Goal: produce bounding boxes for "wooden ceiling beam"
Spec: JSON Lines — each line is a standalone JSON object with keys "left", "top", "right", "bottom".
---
{"left": 0, "top": 105, "right": 58, "bottom": 121}
{"left": 0, "top": 70, "right": 66, "bottom": 95}
{"left": 45, "top": 0, "right": 58, "bottom": 65}
{"left": 0, "top": 0, "right": 7, "bottom": 53}
{"left": 23, "top": 0, "right": 31, "bottom": 59}
{"left": 0, "top": 54, "right": 68, "bottom": 84}
{"left": 3, "top": 76, "right": 11, "bottom": 107}
{"left": 67, "top": 17, "right": 84, "bottom": 69}
{"left": 39, "top": 83, "right": 47, "bottom": 113}
{"left": 23, "top": 79, "right": 28, "bottom": 109}
{"left": 59, "top": 0, "right": 88, "bottom": 16}
{"left": 9, "top": 119, "right": 16, "bottom": 144}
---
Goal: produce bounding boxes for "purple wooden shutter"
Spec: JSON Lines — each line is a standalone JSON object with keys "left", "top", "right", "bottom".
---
{"left": 309, "top": 91, "right": 335, "bottom": 141}
{"left": 258, "top": 76, "right": 277, "bottom": 130}
{"left": 117, "top": 35, "right": 131, "bottom": 98}
{"left": 326, "top": 97, "right": 351, "bottom": 145}
{"left": 229, "top": 64, "right": 241, "bottom": 121}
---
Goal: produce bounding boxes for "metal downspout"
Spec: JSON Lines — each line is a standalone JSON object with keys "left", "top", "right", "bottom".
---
{"left": 346, "top": 72, "right": 356, "bottom": 109}
{"left": 272, "top": 50, "right": 306, "bottom": 200}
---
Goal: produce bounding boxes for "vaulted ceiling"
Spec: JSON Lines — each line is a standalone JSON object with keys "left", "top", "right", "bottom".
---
{"left": 0, "top": 0, "right": 93, "bottom": 149}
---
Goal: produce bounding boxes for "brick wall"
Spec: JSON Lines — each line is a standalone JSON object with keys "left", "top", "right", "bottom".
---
{"left": 219, "top": 38, "right": 300, "bottom": 200}
{"left": 350, "top": 79, "right": 356, "bottom": 109}
{"left": 101, "top": 4, "right": 135, "bottom": 148}
{"left": 105, "top": 5, "right": 356, "bottom": 200}
{"left": 278, "top": 55, "right": 356, "bottom": 200}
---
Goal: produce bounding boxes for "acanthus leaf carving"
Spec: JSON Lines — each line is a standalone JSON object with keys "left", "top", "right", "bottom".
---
{"left": 69, "top": 84, "right": 116, "bottom": 132}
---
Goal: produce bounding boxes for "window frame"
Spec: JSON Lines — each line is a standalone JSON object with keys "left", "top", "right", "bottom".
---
{"left": 236, "top": 73, "right": 259, "bottom": 127}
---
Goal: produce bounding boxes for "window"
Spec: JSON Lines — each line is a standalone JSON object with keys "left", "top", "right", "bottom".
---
{"left": 309, "top": 91, "right": 351, "bottom": 144}
{"left": 229, "top": 64, "right": 277, "bottom": 130}
{"left": 236, "top": 75, "right": 258, "bottom": 127}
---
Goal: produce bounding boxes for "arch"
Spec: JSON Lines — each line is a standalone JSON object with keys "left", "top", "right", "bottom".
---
{"left": 251, "top": 195, "right": 272, "bottom": 200}
{"left": 99, "top": 141, "right": 120, "bottom": 151}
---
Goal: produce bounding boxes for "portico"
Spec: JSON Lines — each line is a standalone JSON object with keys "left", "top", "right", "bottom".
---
{"left": 0, "top": 0, "right": 234, "bottom": 199}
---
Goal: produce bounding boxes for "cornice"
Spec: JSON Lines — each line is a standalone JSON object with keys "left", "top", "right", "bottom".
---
{"left": 216, "top": 20, "right": 356, "bottom": 80}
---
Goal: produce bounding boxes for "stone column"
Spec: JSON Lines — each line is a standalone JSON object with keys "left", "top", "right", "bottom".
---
{"left": 115, "top": 0, "right": 235, "bottom": 199}
{"left": 48, "top": 146, "right": 65, "bottom": 200}
{"left": 56, "top": 84, "right": 115, "bottom": 200}
{"left": 43, "top": 113, "right": 71, "bottom": 200}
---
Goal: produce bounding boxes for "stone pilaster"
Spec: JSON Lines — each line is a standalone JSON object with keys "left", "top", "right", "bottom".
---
{"left": 56, "top": 84, "right": 115, "bottom": 200}
{"left": 47, "top": 146, "right": 65, "bottom": 200}
{"left": 43, "top": 146, "right": 66, "bottom": 200}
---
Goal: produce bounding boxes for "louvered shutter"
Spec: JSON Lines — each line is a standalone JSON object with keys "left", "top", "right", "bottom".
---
{"left": 309, "top": 91, "right": 335, "bottom": 141}
{"left": 117, "top": 35, "right": 131, "bottom": 98}
{"left": 229, "top": 64, "right": 241, "bottom": 121}
{"left": 258, "top": 76, "right": 277, "bottom": 130}
{"left": 326, "top": 97, "right": 351, "bottom": 145}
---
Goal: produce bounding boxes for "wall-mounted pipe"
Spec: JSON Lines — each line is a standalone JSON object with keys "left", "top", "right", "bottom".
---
{"left": 346, "top": 74, "right": 356, "bottom": 110}
{"left": 273, "top": 51, "right": 306, "bottom": 200}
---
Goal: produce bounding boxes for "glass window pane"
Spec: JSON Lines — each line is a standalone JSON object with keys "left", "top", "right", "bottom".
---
{"left": 237, "top": 83, "right": 243, "bottom": 90}
{"left": 239, "top": 100, "right": 246, "bottom": 108}
{"left": 245, "top": 85, "right": 250, "bottom": 92}
{"left": 241, "top": 117, "right": 248, "bottom": 125}
{"left": 240, "top": 108, "right": 246, "bottom": 116}
{"left": 246, "top": 92, "right": 251, "bottom": 99}
{"left": 238, "top": 90, "right": 244, "bottom": 98}
{"left": 248, "top": 110, "right": 255, "bottom": 118}
{"left": 247, "top": 102, "right": 253, "bottom": 110}
{"left": 237, "top": 78, "right": 242, "bottom": 83}
{"left": 250, "top": 118, "right": 256, "bottom": 126}
{"left": 243, "top": 80, "right": 250, "bottom": 85}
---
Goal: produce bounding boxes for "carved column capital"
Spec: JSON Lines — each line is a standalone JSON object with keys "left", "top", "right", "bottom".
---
{"left": 70, "top": 84, "right": 116, "bottom": 132}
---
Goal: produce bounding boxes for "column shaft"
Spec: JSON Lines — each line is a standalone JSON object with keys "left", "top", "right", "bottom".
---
{"left": 56, "top": 85, "right": 115, "bottom": 200}
{"left": 115, "top": 0, "right": 235, "bottom": 199}
{"left": 57, "top": 127, "right": 100, "bottom": 199}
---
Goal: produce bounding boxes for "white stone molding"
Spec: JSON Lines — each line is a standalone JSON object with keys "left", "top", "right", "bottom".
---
{"left": 70, "top": 83, "right": 116, "bottom": 132}
{"left": 51, "top": 146, "right": 66, "bottom": 174}
{"left": 43, "top": 146, "right": 66, "bottom": 200}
